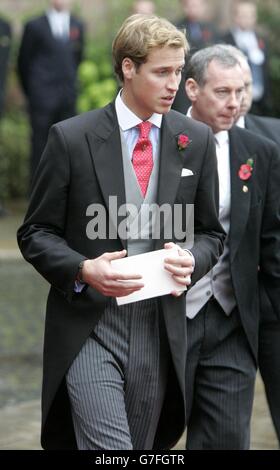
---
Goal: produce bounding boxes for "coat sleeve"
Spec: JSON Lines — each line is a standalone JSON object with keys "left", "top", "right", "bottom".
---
{"left": 17, "top": 22, "right": 34, "bottom": 96}
{"left": 17, "top": 124, "right": 86, "bottom": 301}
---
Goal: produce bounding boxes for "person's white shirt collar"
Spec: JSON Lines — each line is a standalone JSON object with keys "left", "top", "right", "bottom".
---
{"left": 236, "top": 115, "right": 245, "bottom": 128}
{"left": 47, "top": 8, "right": 70, "bottom": 37}
{"left": 115, "top": 90, "right": 162, "bottom": 131}
{"left": 186, "top": 106, "right": 192, "bottom": 119}
{"left": 214, "top": 130, "right": 229, "bottom": 147}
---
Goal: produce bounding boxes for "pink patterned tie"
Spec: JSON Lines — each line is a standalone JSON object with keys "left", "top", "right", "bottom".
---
{"left": 132, "top": 121, "right": 153, "bottom": 197}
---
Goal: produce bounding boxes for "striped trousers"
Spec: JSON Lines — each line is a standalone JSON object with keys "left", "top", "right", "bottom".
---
{"left": 185, "top": 297, "right": 256, "bottom": 449}
{"left": 66, "top": 298, "right": 170, "bottom": 450}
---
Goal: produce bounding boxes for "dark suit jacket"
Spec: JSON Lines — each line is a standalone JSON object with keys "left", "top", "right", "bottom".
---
{"left": 244, "top": 113, "right": 280, "bottom": 324}
{"left": 17, "top": 103, "right": 224, "bottom": 449}
{"left": 172, "top": 19, "right": 221, "bottom": 114}
{"left": 0, "top": 17, "right": 11, "bottom": 116}
{"left": 222, "top": 31, "right": 271, "bottom": 114}
{"left": 245, "top": 114, "right": 280, "bottom": 146}
{"left": 176, "top": 19, "right": 220, "bottom": 53}
{"left": 227, "top": 126, "right": 280, "bottom": 359}
{"left": 17, "top": 14, "right": 84, "bottom": 110}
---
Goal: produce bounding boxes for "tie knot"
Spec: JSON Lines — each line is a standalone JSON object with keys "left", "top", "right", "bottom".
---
{"left": 137, "top": 121, "right": 152, "bottom": 139}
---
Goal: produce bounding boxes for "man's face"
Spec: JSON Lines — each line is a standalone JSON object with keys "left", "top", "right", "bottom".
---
{"left": 238, "top": 60, "right": 253, "bottom": 116}
{"left": 186, "top": 60, "right": 244, "bottom": 133}
{"left": 122, "top": 45, "right": 185, "bottom": 120}
{"left": 234, "top": 3, "right": 257, "bottom": 31}
{"left": 50, "top": 0, "right": 70, "bottom": 11}
{"left": 181, "top": 0, "right": 206, "bottom": 22}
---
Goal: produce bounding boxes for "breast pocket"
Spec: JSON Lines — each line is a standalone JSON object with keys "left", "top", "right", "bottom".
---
{"left": 175, "top": 175, "right": 199, "bottom": 208}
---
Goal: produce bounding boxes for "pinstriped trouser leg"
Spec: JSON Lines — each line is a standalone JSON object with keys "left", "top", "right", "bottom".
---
{"left": 185, "top": 298, "right": 256, "bottom": 450}
{"left": 66, "top": 298, "right": 169, "bottom": 450}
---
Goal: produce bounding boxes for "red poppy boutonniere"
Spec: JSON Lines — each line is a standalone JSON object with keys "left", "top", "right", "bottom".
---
{"left": 238, "top": 158, "right": 254, "bottom": 181}
{"left": 177, "top": 134, "right": 191, "bottom": 151}
{"left": 70, "top": 27, "right": 80, "bottom": 41}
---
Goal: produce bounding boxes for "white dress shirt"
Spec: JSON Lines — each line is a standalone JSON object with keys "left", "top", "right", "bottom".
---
{"left": 47, "top": 9, "right": 70, "bottom": 38}
{"left": 186, "top": 108, "right": 231, "bottom": 232}
{"left": 214, "top": 130, "right": 231, "bottom": 233}
{"left": 236, "top": 116, "right": 245, "bottom": 129}
{"left": 115, "top": 90, "right": 162, "bottom": 161}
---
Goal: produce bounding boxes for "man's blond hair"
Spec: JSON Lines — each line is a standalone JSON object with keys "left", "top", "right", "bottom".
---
{"left": 112, "top": 14, "right": 189, "bottom": 82}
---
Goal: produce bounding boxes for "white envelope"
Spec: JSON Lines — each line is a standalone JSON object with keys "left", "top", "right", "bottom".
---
{"left": 181, "top": 168, "right": 194, "bottom": 177}
{"left": 111, "top": 248, "right": 186, "bottom": 306}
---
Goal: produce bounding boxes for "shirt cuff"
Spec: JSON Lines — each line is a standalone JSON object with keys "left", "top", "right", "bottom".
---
{"left": 74, "top": 280, "right": 86, "bottom": 293}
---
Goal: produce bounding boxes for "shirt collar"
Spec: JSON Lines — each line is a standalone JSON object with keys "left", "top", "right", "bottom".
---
{"left": 236, "top": 115, "right": 245, "bottom": 128}
{"left": 214, "top": 130, "right": 229, "bottom": 147}
{"left": 115, "top": 90, "right": 162, "bottom": 131}
{"left": 186, "top": 106, "right": 192, "bottom": 118}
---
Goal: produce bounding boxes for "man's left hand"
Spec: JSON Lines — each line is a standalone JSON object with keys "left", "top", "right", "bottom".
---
{"left": 164, "top": 242, "right": 194, "bottom": 297}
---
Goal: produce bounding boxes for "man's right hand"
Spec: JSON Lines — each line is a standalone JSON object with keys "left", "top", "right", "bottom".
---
{"left": 81, "top": 250, "right": 144, "bottom": 297}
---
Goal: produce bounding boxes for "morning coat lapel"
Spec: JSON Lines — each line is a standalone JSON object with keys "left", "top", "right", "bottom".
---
{"left": 229, "top": 126, "right": 253, "bottom": 262}
{"left": 155, "top": 114, "right": 186, "bottom": 249}
{"left": 85, "top": 102, "right": 127, "bottom": 249}
{"left": 43, "top": 14, "right": 53, "bottom": 39}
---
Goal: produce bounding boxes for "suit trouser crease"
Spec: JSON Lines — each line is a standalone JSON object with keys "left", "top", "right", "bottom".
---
{"left": 66, "top": 297, "right": 169, "bottom": 450}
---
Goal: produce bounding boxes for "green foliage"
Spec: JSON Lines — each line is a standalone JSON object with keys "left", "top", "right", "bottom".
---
{"left": 77, "top": 41, "right": 118, "bottom": 112}
{"left": 0, "top": 112, "right": 29, "bottom": 200}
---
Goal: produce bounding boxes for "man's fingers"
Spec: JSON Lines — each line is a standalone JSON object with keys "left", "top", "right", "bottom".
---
{"left": 106, "top": 249, "right": 127, "bottom": 261}
{"left": 101, "top": 280, "right": 144, "bottom": 297}
{"left": 164, "top": 264, "right": 193, "bottom": 277}
{"left": 111, "top": 271, "right": 143, "bottom": 281}
{"left": 172, "top": 275, "right": 191, "bottom": 286}
{"left": 170, "top": 289, "right": 185, "bottom": 297}
{"left": 164, "top": 257, "right": 193, "bottom": 267}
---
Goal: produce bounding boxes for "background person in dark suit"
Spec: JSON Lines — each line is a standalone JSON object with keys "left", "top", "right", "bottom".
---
{"left": 221, "top": 1, "right": 271, "bottom": 116}
{"left": 17, "top": 14, "right": 224, "bottom": 450}
{"left": 233, "top": 47, "right": 280, "bottom": 446}
{"left": 172, "top": 0, "right": 220, "bottom": 114}
{"left": 17, "top": 0, "right": 84, "bottom": 185}
{"left": 0, "top": 15, "right": 12, "bottom": 217}
{"left": 184, "top": 45, "right": 280, "bottom": 449}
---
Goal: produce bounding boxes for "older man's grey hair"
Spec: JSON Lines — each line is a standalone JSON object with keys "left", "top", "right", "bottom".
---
{"left": 187, "top": 44, "right": 242, "bottom": 86}
{"left": 218, "top": 44, "right": 249, "bottom": 64}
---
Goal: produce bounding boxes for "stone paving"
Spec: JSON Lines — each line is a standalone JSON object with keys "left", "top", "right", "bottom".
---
{"left": 0, "top": 372, "right": 278, "bottom": 450}
{"left": 0, "top": 202, "right": 278, "bottom": 450}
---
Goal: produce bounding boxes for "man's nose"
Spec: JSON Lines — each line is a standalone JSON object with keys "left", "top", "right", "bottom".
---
{"left": 228, "top": 92, "right": 240, "bottom": 108}
{"left": 167, "top": 73, "right": 179, "bottom": 92}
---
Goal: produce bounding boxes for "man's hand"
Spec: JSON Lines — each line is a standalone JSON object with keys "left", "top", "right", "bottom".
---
{"left": 164, "top": 242, "right": 194, "bottom": 297}
{"left": 81, "top": 250, "right": 144, "bottom": 297}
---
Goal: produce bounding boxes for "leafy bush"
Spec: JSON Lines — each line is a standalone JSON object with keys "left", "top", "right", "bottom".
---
{"left": 77, "top": 41, "right": 118, "bottom": 113}
{"left": 0, "top": 112, "right": 29, "bottom": 200}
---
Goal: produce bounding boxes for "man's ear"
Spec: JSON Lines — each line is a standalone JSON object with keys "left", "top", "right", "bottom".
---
{"left": 122, "top": 57, "right": 136, "bottom": 80}
{"left": 185, "top": 78, "right": 199, "bottom": 102}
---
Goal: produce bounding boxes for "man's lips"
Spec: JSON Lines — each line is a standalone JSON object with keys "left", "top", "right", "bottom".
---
{"left": 161, "top": 96, "right": 175, "bottom": 103}
{"left": 220, "top": 114, "right": 235, "bottom": 120}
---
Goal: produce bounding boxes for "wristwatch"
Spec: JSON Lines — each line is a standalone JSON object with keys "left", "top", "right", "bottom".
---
{"left": 76, "top": 260, "right": 87, "bottom": 284}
